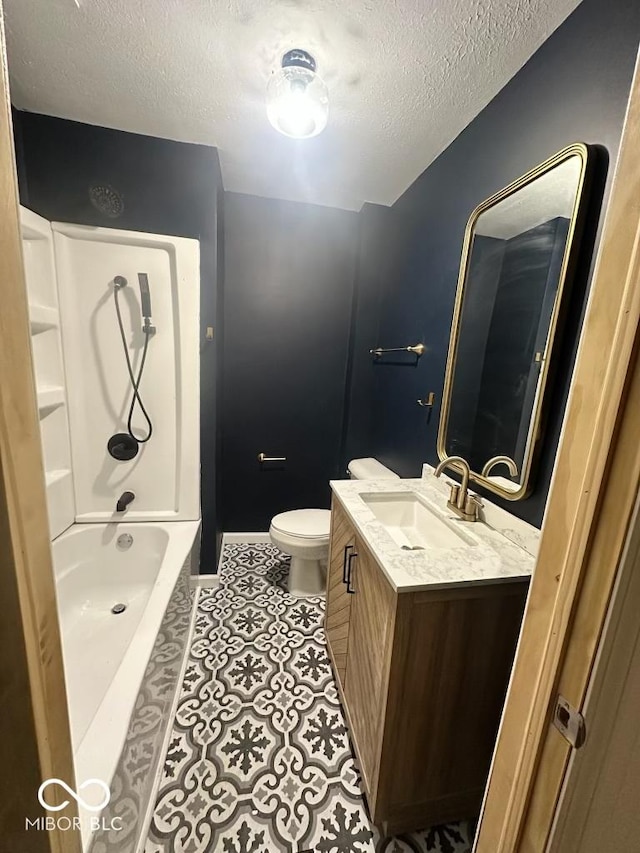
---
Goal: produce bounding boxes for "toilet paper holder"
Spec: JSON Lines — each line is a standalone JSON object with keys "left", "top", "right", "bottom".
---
{"left": 258, "top": 452, "right": 287, "bottom": 463}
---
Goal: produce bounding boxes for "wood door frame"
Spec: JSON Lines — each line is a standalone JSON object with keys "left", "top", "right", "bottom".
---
{"left": 546, "top": 491, "right": 640, "bottom": 851}
{"left": 0, "top": 8, "right": 80, "bottom": 852}
{"left": 476, "top": 44, "right": 640, "bottom": 852}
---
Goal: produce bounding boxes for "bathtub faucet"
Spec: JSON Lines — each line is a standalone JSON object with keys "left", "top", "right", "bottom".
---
{"left": 116, "top": 491, "right": 136, "bottom": 513}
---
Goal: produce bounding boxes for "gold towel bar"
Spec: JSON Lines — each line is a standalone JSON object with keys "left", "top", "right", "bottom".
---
{"left": 370, "top": 343, "right": 425, "bottom": 357}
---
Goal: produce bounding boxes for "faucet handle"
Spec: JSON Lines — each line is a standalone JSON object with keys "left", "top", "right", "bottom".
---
{"left": 465, "top": 493, "right": 483, "bottom": 520}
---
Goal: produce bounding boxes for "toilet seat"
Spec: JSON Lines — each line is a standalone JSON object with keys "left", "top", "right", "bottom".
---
{"left": 271, "top": 509, "right": 331, "bottom": 540}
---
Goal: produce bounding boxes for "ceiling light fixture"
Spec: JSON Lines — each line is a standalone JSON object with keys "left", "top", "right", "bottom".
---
{"left": 266, "top": 49, "right": 329, "bottom": 139}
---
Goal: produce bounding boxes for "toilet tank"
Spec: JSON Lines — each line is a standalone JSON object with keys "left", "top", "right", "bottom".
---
{"left": 347, "top": 457, "right": 400, "bottom": 480}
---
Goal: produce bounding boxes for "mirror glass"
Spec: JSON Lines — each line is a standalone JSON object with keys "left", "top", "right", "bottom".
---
{"left": 439, "top": 146, "right": 588, "bottom": 498}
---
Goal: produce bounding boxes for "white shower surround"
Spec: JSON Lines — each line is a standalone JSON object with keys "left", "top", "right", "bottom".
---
{"left": 52, "top": 519, "right": 200, "bottom": 850}
{"left": 21, "top": 211, "right": 202, "bottom": 851}
{"left": 53, "top": 222, "right": 200, "bottom": 523}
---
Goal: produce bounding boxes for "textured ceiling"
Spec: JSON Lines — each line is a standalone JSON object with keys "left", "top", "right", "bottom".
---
{"left": 4, "top": 0, "right": 581, "bottom": 211}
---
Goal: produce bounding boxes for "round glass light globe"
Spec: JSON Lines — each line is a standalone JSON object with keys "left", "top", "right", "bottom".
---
{"left": 266, "top": 66, "right": 329, "bottom": 139}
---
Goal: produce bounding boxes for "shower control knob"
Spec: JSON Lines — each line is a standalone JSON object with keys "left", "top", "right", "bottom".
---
{"left": 108, "top": 432, "right": 139, "bottom": 461}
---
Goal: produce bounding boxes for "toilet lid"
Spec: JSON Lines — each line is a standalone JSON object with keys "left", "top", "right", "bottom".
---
{"left": 271, "top": 509, "right": 331, "bottom": 539}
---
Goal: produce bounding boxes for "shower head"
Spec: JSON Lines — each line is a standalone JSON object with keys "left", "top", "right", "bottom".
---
{"left": 113, "top": 275, "right": 128, "bottom": 289}
{"left": 138, "top": 273, "right": 152, "bottom": 319}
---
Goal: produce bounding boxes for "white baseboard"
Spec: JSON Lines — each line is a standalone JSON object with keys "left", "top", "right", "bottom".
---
{"left": 221, "top": 532, "right": 271, "bottom": 545}
{"left": 189, "top": 573, "right": 220, "bottom": 590}
{"left": 188, "top": 534, "right": 273, "bottom": 578}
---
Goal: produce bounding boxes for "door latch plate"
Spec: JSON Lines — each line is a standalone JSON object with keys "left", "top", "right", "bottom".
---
{"left": 553, "top": 694, "right": 586, "bottom": 749}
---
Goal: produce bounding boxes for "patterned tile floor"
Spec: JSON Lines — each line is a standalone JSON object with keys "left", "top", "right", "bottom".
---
{"left": 145, "top": 543, "right": 475, "bottom": 853}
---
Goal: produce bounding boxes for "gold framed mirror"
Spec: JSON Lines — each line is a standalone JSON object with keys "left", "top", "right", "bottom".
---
{"left": 438, "top": 143, "right": 591, "bottom": 500}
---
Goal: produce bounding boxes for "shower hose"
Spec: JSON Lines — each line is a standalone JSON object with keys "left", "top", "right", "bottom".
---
{"left": 113, "top": 284, "right": 153, "bottom": 443}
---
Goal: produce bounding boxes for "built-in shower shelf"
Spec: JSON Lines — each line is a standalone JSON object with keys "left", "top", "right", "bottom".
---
{"left": 29, "top": 303, "right": 59, "bottom": 334}
{"left": 21, "top": 206, "right": 76, "bottom": 540}
{"left": 37, "top": 386, "right": 65, "bottom": 417}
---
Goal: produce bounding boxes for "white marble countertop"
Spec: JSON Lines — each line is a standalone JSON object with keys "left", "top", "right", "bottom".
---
{"left": 330, "top": 477, "right": 535, "bottom": 592}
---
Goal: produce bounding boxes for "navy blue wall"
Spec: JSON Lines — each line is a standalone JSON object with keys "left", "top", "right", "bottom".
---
{"left": 345, "top": 0, "right": 640, "bottom": 527}
{"left": 220, "top": 192, "right": 359, "bottom": 531}
{"left": 341, "top": 203, "right": 392, "bottom": 467}
{"left": 12, "top": 112, "right": 225, "bottom": 569}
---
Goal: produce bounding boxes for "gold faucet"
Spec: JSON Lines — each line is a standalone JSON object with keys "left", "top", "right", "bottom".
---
{"left": 434, "top": 456, "right": 482, "bottom": 522}
{"left": 481, "top": 455, "right": 519, "bottom": 478}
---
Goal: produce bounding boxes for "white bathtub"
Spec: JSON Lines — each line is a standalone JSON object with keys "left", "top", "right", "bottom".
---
{"left": 51, "top": 519, "right": 200, "bottom": 848}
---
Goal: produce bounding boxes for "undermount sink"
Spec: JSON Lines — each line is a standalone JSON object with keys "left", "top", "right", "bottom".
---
{"left": 360, "top": 491, "right": 476, "bottom": 550}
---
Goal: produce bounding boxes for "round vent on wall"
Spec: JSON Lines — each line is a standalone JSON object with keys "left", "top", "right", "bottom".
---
{"left": 89, "top": 183, "right": 124, "bottom": 218}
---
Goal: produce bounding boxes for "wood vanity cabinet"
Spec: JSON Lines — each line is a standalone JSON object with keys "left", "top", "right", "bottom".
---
{"left": 325, "top": 496, "right": 528, "bottom": 835}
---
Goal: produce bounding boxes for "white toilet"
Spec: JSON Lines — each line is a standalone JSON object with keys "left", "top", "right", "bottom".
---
{"left": 269, "top": 457, "right": 399, "bottom": 596}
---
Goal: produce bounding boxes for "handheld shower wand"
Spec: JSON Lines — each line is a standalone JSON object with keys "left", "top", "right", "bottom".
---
{"left": 107, "top": 273, "right": 155, "bottom": 460}
{"left": 138, "top": 273, "right": 155, "bottom": 333}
